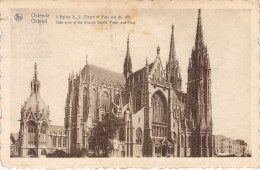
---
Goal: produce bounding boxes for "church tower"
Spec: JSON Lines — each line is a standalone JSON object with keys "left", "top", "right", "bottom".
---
{"left": 123, "top": 35, "right": 132, "bottom": 79}
{"left": 166, "top": 25, "right": 182, "bottom": 90}
{"left": 186, "top": 9, "right": 213, "bottom": 157}
{"left": 18, "top": 63, "right": 51, "bottom": 157}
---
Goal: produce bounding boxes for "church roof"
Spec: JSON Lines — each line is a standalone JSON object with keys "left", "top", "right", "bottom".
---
{"left": 50, "top": 125, "right": 66, "bottom": 134}
{"left": 82, "top": 64, "right": 126, "bottom": 88}
{"left": 128, "top": 62, "right": 154, "bottom": 80}
{"left": 23, "top": 93, "right": 48, "bottom": 113}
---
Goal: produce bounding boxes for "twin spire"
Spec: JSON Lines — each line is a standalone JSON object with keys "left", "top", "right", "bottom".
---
{"left": 123, "top": 35, "right": 132, "bottom": 79}
{"left": 123, "top": 9, "right": 205, "bottom": 87}
{"left": 169, "top": 24, "right": 176, "bottom": 62}
{"left": 166, "top": 24, "right": 182, "bottom": 90}
{"left": 195, "top": 9, "right": 205, "bottom": 50}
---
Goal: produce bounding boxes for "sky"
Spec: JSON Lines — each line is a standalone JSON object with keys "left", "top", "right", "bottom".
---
{"left": 9, "top": 8, "right": 251, "bottom": 144}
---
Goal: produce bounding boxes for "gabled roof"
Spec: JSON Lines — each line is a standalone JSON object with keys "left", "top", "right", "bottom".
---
{"left": 82, "top": 64, "right": 126, "bottom": 88}
{"left": 50, "top": 125, "right": 66, "bottom": 135}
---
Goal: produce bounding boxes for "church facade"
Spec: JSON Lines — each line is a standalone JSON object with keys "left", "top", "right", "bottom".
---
{"left": 64, "top": 9, "right": 214, "bottom": 157}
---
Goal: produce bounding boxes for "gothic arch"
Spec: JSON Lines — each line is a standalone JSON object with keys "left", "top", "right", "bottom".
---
{"left": 26, "top": 120, "right": 36, "bottom": 145}
{"left": 135, "top": 90, "right": 141, "bottom": 112}
{"left": 136, "top": 128, "right": 142, "bottom": 145}
{"left": 83, "top": 87, "right": 88, "bottom": 119}
{"left": 151, "top": 90, "right": 167, "bottom": 138}
{"left": 90, "top": 89, "right": 97, "bottom": 120}
{"left": 101, "top": 91, "right": 110, "bottom": 113}
{"left": 114, "top": 94, "right": 120, "bottom": 105}
{"left": 181, "top": 135, "right": 185, "bottom": 148}
{"left": 151, "top": 90, "right": 167, "bottom": 123}
{"left": 202, "top": 136, "right": 206, "bottom": 147}
{"left": 40, "top": 122, "right": 48, "bottom": 142}
{"left": 188, "top": 136, "right": 192, "bottom": 148}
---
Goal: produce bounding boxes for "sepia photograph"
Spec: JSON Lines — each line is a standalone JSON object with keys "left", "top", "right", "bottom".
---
{"left": 1, "top": 1, "right": 258, "bottom": 168}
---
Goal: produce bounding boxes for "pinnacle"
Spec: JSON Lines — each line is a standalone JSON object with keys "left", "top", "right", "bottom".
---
{"left": 34, "top": 62, "right": 37, "bottom": 80}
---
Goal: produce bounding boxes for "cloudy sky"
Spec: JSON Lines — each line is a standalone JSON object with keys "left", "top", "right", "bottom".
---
{"left": 9, "top": 8, "right": 251, "bottom": 144}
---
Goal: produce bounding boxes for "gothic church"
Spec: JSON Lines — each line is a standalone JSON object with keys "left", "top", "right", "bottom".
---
{"left": 64, "top": 9, "right": 214, "bottom": 157}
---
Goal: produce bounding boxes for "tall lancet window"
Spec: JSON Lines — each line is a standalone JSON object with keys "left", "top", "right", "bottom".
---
{"left": 27, "top": 121, "right": 36, "bottom": 145}
{"left": 135, "top": 90, "right": 141, "bottom": 112}
{"left": 151, "top": 91, "right": 167, "bottom": 137}
{"left": 91, "top": 89, "right": 97, "bottom": 120}
{"left": 40, "top": 123, "right": 47, "bottom": 142}
{"left": 136, "top": 128, "right": 142, "bottom": 145}
{"left": 83, "top": 88, "right": 88, "bottom": 119}
{"left": 101, "top": 91, "right": 110, "bottom": 113}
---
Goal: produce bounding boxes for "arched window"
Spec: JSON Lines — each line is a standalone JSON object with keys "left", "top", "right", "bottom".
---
{"left": 119, "top": 128, "right": 125, "bottom": 142}
{"left": 27, "top": 121, "right": 36, "bottom": 145}
{"left": 202, "top": 136, "right": 206, "bottom": 147}
{"left": 151, "top": 92, "right": 166, "bottom": 123}
{"left": 135, "top": 91, "right": 141, "bottom": 112}
{"left": 40, "top": 123, "right": 47, "bottom": 142}
{"left": 58, "top": 137, "right": 62, "bottom": 147}
{"left": 181, "top": 135, "right": 184, "bottom": 148}
{"left": 136, "top": 128, "right": 142, "bottom": 145}
{"left": 101, "top": 91, "right": 110, "bottom": 113}
{"left": 91, "top": 89, "right": 97, "bottom": 120}
{"left": 53, "top": 136, "right": 57, "bottom": 147}
{"left": 151, "top": 91, "right": 167, "bottom": 137}
{"left": 63, "top": 137, "right": 67, "bottom": 147}
{"left": 188, "top": 136, "right": 192, "bottom": 148}
{"left": 82, "top": 131, "right": 85, "bottom": 147}
{"left": 74, "top": 87, "right": 79, "bottom": 116}
{"left": 83, "top": 88, "right": 88, "bottom": 119}
{"left": 114, "top": 94, "right": 120, "bottom": 105}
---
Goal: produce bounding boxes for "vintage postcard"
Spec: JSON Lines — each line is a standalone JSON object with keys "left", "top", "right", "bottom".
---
{"left": 0, "top": 0, "right": 259, "bottom": 168}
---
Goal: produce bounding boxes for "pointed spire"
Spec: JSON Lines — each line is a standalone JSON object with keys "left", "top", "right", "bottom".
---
{"left": 34, "top": 62, "right": 37, "bottom": 80}
{"left": 169, "top": 25, "right": 176, "bottom": 61}
{"left": 31, "top": 63, "right": 40, "bottom": 94}
{"left": 123, "top": 34, "right": 132, "bottom": 79}
{"left": 195, "top": 9, "right": 205, "bottom": 50}
{"left": 86, "top": 54, "right": 88, "bottom": 64}
{"left": 157, "top": 45, "right": 160, "bottom": 57}
{"left": 126, "top": 34, "right": 130, "bottom": 57}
